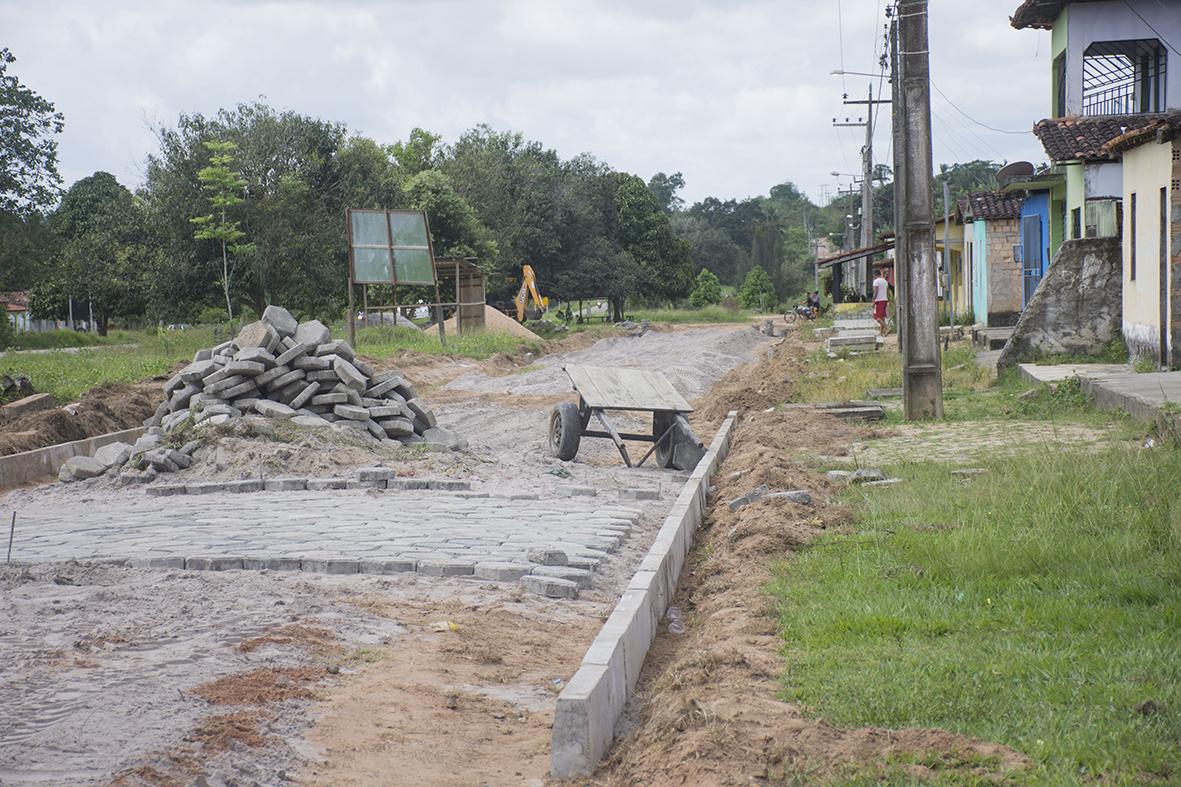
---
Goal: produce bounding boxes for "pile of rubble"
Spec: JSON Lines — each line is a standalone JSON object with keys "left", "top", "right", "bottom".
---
{"left": 57, "top": 305, "right": 461, "bottom": 484}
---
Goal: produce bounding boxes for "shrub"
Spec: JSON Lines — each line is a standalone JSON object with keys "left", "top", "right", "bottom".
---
{"left": 738, "top": 266, "right": 776, "bottom": 310}
{"left": 0, "top": 316, "right": 13, "bottom": 351}
{"left": 689, "top": 269, "right": 723, "bottom": 308}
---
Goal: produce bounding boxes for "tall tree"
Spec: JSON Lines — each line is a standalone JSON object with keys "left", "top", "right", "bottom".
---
{"left": 191, "top": 140, "right": 253, "bottom": 319}
{"left": 647, "top": 171, "right": 685, "bottom": 213}
{"left": 0, "top": 48, "right": 64, "bottom": 217}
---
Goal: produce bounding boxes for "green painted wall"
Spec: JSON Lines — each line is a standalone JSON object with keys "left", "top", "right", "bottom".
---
{"left": 1051, "top": 9, "right": 1068, "bottom": 117}
{"left": 1050, "top": 181, "right": 1067, "bottom": 258}
{"left": 1065, "top": 163, "right": 1085, "bottom": 239}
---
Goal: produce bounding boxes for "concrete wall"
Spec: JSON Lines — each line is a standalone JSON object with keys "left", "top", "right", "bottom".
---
{"left": 1121, "top": 139, "right": 1173, "bottom": 364}
{"left": 1062, "top": 0, "right": 1181, "bottom": 114}
{"left": 1066, "top": 162, "right": 1085, "bottom": 239}
{"left": 998, "top": 237, "right": 1123, "bottom": 368}
{"left": 0, "top": 426, "right": 146, "bottom": 489}
{"left": 970, "top": 220, "right": 988, "bottom": 321}
{"left": 987, "top": 217, "right": 1023, "bottom": 325}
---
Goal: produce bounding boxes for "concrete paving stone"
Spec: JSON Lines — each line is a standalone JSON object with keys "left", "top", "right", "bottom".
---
{"left": 522, "top": 574, "right": 579, "bottom": 599}
{"left": 295, "top": 319, "right": 331, "bottom": 347}
{"left": 289, "top": 381, "right": 321, "bottom": 410}
{"left": 387, "top": 478, "right": 430, "bottom": 491}
{"left": 358, "top": 558, "right": 417, "bottom": 574}
{"left": 416, "top": 558, "right": 476, "bottom": 577}
{"left": 254, "top": 400, "right": 296, "bottom": 418}
{"left": 315, "top": 340, "right": 356, "bottom": 361}
{"left": 334, "top": 403, "right": 370, "bottom": 421}
{"left": 264, "top": 368, "right": 306, "bottom": 391}
{"left": 223, "top": 380, "right": 260, "bottom": 400}
{"left": 305, "top": 477, "right": 348, "bottom": 491}
{"left": 427, "top": 479, "right": 471, "bottom": 491}
{"left": 185, "top": 481, "right": 228, "bottom": 495}
{"left": 617, "top": 488, "right": 660, "bottom": 501}
{"left": 264, "top": 478, "right": 307, "bottom": 492}
{"left": 262, "top": 305, "right": 299, "bottom": 337}
{"left": 346, "top": 479, "right": 386, "bottom": 489}
{"left": 565, "top": 555, "right": 601, "bottom": 571}
{"left": 185, "top": 556, "right": 244, "bottom": 571}
{"left": 334, "top": 357, "right": 368, "bottom": 392}
{"left": 294, "top": 355, "right": 332, "bottom": 371}
{"left": 291, "top": 415, "right": 331, "bottom": 429}
{"left": 454, "top": 491, "right": 491, "bottom": 498}
{"left": 311, "top": 392, "right": 348, "bottom": 406}
{"left": 365, "top": 375, "right": 404, "bottom": 397}
{"left": 225, "top": 359, "right": 266, "bottom": 377}
{"left": 224, "top": 479, "right": 264, "bottom": 493}
{"left": 509, "top": 493, "right": 540, "bottom": 501}
{"left": 474, "top": 561, "right": 534, "bottom": 581}
{"left": 526, "top": 547, "right": 568, "bottom": 566}
{"left": 274, "top": 343, "right": 307, "bottom": 367}
{"left": 145, "top": 484, "right": 187, "bottom": 497}
{"left": 255, "top": 364, "right": 292, "bottom": 387}
{"left": 358, "top": 466, "right": 396, "bottom": 481}
{"left": 242, "top": 557, "right": 302, "bottom": 571}
{"left": 555, "top": 484, "right": 599, "bottom": 496}
{"left": 531, "top": 564, "right": 594, "bottom": 589}
{"left": 146, "top": 556, "right": 186, "bottom": 569}
{"left": 301, "top": 558, "right": 358, "bottom": 574}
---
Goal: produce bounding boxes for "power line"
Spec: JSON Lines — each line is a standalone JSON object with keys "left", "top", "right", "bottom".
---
{"left": 931, "top": 90, "right": 1007, "bottom": 159}
{"left": 1122, "top": 0, "right": 1181, "bottom": 56}
{"left": 930, "top": 80, "right": 1028, "bottom": 135}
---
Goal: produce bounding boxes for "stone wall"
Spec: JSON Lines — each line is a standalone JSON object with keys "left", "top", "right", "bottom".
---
{"left": 997, "top": 237, "right": 1122, "bottom": 369}
{"left": 987, "top": 217, "right": 1022, "bottom": 326}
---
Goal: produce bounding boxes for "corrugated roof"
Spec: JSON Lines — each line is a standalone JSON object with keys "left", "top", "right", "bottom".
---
{"left": 958, "top": 192, "right": 1023, "bottom": 222}
{"left": 1033, "top": 114, "right": 1166, "bottom": 162}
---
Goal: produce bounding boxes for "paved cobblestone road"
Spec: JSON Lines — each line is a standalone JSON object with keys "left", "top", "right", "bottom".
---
{"left": 7, "top": 490, "right": 642, "bottom": 584}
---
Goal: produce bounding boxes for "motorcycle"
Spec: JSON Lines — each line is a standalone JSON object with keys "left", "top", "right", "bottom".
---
{"left": 783, "top": 303, "right": 818, "bottom": 324}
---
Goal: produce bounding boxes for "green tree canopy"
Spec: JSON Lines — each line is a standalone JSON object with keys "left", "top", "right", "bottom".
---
{"left": 0, "top": 48, "right": 64, "bottom": 217}
{"left": 738, "top": 265, "right": 776, "bottom": 310}
{"left": 689, "top": 268, "right": 722, "bottom": 308}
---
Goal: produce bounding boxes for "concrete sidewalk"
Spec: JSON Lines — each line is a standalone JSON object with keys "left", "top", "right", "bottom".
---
{"left": 1018, "top": 363, "right": 1181, "bottom": 422}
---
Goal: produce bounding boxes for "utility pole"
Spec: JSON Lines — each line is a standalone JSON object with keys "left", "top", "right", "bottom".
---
{"left": 838, "top": 85, "right": 890, "bottom": 297}
{"left": 891, "top": 0, "right": 943, "bottom": 419}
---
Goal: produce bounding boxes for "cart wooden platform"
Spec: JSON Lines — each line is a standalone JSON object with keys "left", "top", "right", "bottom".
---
{"left": 548, "top": 364, "right": 706, "bottom": 470}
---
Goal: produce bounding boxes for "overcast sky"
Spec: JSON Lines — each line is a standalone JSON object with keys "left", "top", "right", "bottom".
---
{"left": 2, "top": 0, "right": 1050, "bottom": 206}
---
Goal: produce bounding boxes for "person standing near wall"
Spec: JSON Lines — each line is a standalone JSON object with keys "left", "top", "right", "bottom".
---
{"left": 873, "top": 268, "right": 891, "bottom": 336}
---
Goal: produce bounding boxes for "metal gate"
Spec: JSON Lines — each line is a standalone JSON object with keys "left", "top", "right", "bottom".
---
{"left": 1021, "top": 215, "right": 1044, "bottom": 307}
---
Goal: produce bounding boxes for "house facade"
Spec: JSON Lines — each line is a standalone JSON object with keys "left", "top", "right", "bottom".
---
{"left": 958, "top": 193, "right": 1025, "bottom": 326}
{"left": 1000, "top": 170, "right": 1068, "bottom": 307}
{"left": 936, "top": 221, "right": 968, "bottom": 319}
{"left": 1104, "top": 113, "right": 1181, "bottom": 367}
{"left": 1, "top": 292, "right": 30, "bottom": 332}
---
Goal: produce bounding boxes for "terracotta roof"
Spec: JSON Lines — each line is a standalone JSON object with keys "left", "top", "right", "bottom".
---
{"left": 958, "top": 192, "right": 1023, "bottom": 222}
{"left": 0, "top": 291, "right": 29, "bottom": 309}
{"left": 1033, "top": 115, "right": 1167, "bottom": 162}
{"left": 1101, "top": 111, "right": 1181, "bottom": 155}
{"left": 1011, "top": 0, "right": 1104, "bottom": 30}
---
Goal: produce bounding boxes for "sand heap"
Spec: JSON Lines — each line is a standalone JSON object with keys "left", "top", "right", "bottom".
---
{"left": 442, "top": 305, "right": 543, "bottom": 341}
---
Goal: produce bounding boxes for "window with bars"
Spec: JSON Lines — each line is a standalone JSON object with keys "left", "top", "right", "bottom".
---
{"left": 1082, "top": 39, "right": 1166, "bottom": 116}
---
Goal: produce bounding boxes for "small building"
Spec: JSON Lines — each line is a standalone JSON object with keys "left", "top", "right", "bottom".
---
{"left": 958, "top": 193, "right": 1025, "bottom": 326}
{"left": 999, "top": 168, "right": 1068, "bottom": 307}
{"left": 1103, "top": 112, "right": 1181, "bottom": 367}
{"left": 935, "top": 220, "right": 969, "bottom": 319}
{"left": 1, "top": 291, "right": 30, "bottom": 332}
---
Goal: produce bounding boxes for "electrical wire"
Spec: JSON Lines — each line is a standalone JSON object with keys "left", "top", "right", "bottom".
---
{"left": 931, "top": 90, "right": 1007, "bottom": 159}
{"left": 930, "top": 80, "right": 1028, "bottom": 135}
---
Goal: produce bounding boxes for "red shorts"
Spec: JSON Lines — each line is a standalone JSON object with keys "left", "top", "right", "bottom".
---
{"left": 873, "top": 300, "right": 888, "bottom": 320}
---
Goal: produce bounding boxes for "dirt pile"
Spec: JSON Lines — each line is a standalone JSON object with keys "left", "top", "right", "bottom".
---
{"left": 0, "top": 381, "right": 157, "bottom": 457}
{"left": 692, "top": 332, "right": 804, "bottom": 426}
{"left": 442, "top": 304, "right": 543, "bottom": 340}
{"left": 596, "top": 363, "right": 1029, "bottom": 784}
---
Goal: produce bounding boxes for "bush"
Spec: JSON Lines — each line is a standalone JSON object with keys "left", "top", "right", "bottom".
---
{"left": 689, "top": 269, "right": 723, "bottom": 308}
{"left": 0, "top": 316, "right": 13, "bottom": 351}
{"left": 738, "top": 266, "right": 777, "bottom": 310}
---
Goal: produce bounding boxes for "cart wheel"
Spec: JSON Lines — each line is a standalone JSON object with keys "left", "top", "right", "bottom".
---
{"left": 783, "top": 310, "right": 798, "bottom": 325}
{"left": 653, "top": 412, "right": 676, "bottom": 468}
{"left": 549, "top": 402, "right": 582, "bottom": 460}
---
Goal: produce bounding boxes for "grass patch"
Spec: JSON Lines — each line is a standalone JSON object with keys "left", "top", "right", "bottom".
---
{"left": 797, "top": 343, "right": 988, "bottom": 407}
{"left": 350, "top": 325, "right": 543, "bottom": 359}
{"left": 630, "top": 306, "right": 754, "bottom": 324}
{"left": 2, "top": 328, "right": 217, "bottom": 401}
{"left": 771, "top": 446, "right": 1181, "bottom": 784}
{"left": 4, "top": 329, "right": 142, "bottom": 351}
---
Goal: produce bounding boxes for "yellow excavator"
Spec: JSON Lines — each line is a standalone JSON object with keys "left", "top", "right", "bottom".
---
{"left": 514, "top": 264, "right": 548, "bottom": 321}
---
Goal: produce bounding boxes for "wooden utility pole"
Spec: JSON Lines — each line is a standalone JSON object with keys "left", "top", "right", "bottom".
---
{"left": 891, "top": 0, "right": 943, "bottom": 419}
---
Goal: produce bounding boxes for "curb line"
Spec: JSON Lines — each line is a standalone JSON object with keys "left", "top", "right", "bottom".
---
{"left": 0, "top": 426, "right": 147, "bottom": 490}
{"left": 550, "top": 409, "right": 740, "bottom": 778}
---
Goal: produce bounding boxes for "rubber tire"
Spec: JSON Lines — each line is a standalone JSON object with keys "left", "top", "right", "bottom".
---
{"left": 549, "top": 402, "right": 582, "bottom": 461}
{"left": 653, "top": 412, "right": 676, "bottom": 468}
{"left": 783, "top": 311, "right": 798, "bottom": 325}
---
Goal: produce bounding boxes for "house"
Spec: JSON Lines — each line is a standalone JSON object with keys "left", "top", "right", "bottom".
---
{"left": 957, "top": 192, "right": 1025, "bottom": 326}
{"left": 1, "top": 291, "right": 30, "bottom": 332}
{"left": 999, "top": 168, "right": 1067, "bottom": 308}
{"left": 935, "top": 220, "right": 969, "bottom": 320}
{"left": 1103, "top": 112, "right": 1181, "bottom": 367}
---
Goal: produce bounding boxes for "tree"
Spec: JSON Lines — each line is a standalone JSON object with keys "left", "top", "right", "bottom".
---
{"left": 689, "top": 268, "right": 722, "bottom": 308}
{"left": 647, "top": 171, "right": 685, "bottom": 213}
{"left": 389, "top": 128, "right": 443, "bottom": 178}
{"left": 403, "top": 169, "right": 496, "bottom": 260}
{"left": 191, "top": 140, "right": 253, "bottom": 319}
{"left": 0, "top": 48, "right": 64, "bottom": 216}
{"left": 33, "top": 172, "right": 149, "bottom": 334}
{"left": 738, "top": 266, "right": 776, "bottom": 310}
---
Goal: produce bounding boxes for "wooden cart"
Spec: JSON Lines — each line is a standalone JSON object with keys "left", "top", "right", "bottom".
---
{"left": 548, "top": 364, "right": 705, "bottom": 470}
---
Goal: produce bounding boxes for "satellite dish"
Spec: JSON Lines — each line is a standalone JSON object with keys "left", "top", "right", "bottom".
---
{"left": 996, "top": 161, "right": 1035, "bottom": 186}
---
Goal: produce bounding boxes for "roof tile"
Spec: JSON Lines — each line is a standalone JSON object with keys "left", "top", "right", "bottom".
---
{"left": 1034, "top": 114, "right": 1166, "bottom": 162}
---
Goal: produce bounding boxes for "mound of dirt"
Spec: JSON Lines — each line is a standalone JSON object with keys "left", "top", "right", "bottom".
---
{"left": 691, "top": 334, "right": 804, "bottom": 426}
{"left": 596, "top": 350, "right": 1029, "bottom": 784}
{"left": 0, "top": 381, "right": 158, "bottom": 457}
{"left": 442, "top": 305, "right": 543, "bottom": 341}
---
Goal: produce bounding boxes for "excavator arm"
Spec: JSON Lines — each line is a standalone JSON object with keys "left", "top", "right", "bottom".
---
{"left": 514, "top": 264, "right": 546, "bottom": 321}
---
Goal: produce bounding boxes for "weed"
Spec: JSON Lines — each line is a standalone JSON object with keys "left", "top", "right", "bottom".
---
{"left": 348, "top": 325, "right": 541, "bottom": 359}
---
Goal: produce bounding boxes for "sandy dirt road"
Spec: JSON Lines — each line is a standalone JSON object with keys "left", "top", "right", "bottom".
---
{"left": 0, "top": 323, "right": 774, "bottom": 786}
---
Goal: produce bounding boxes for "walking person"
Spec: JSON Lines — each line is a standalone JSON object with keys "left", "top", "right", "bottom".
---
{"left": 872, "top": 268, "right": 890, "bottom": 336}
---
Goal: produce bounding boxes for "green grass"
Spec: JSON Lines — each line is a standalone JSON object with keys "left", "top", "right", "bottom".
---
{"left": 629, "top": 306, "right": 754, "bottom": 324}
{"left": 2, "top": 328, "right": 217, "bottom": 401}
{"left": 770, "top": 446, "right": 1181, "bottom": 784}
{"left": 4, "top": 329, "right": 143, "bottom": 351}
{"left": 349, "top": 325, "right": 543, "bottom": 359}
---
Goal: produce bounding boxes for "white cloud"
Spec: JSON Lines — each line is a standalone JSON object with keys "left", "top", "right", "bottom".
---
{"left": 1, "top": 0, "right": 1050, "bottom": 205}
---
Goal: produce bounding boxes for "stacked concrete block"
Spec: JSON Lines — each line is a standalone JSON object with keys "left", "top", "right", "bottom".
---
{"left": 142, "top": 305, "right": 463, "bottom": 452}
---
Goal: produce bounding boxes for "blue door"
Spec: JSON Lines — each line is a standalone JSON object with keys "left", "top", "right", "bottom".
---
{"left": 1021, "top": 215, "right": 1043, "bottom": 307}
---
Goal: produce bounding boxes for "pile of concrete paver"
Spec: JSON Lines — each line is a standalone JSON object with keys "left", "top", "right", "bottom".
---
{"left": 57, "top": 305, "right": 460, "bottom": 484}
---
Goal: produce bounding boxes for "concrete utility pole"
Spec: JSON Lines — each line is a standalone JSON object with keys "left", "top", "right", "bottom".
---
{"left": 891, "top": 0, "right": 943, "bottom": 419}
